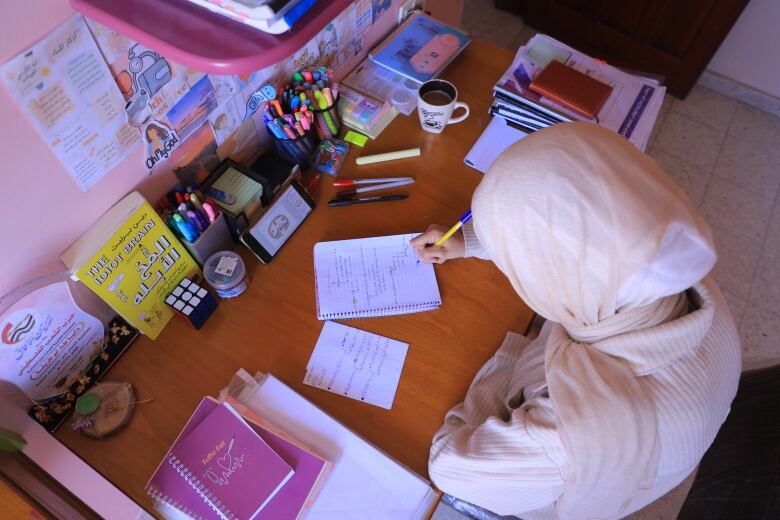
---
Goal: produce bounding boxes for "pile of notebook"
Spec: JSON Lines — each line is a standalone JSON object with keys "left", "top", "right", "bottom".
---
{"left": 182, "top": 0, "right": 318, "bottom": 34}
{"left": 146, "top": 398, "right": 330, "bottom": 519}
{"left": 466, "top": 33, "right": 666, "bottom": 174}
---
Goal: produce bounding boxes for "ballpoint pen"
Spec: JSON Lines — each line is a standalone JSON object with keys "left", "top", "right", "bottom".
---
{"left": 328, "top": 194, "right": 408, "bottom": 207}
{"left": 335, "top": 179, "right": 415, "bottom": 198}
{"left": 332, "top": 177, "right": 413, "bottom": 187}
{"left": 434, "top": 209, "right": 473, "bottom": 246}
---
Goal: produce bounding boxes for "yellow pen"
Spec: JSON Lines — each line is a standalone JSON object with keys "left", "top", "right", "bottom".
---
{"left": 434, "top": 209, "right": 473, "bottom": 247}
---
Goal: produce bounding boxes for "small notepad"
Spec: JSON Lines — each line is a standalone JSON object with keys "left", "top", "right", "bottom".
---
{"left": 304, "top": 322, "right": 409, "bottom": 409}
{"left": 313, "top": 233, "right": 442, "bottom": 320}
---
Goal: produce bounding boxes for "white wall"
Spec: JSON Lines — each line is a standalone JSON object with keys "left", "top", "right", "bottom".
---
{"left": 706, "top": 0, "right": 780, "bottom": 98}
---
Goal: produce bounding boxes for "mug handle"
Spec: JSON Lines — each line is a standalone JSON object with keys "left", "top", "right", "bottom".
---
{"left": 447, "top": 102, "right": 470, "bottom": 125}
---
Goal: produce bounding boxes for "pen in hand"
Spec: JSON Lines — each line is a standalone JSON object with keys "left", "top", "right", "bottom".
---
{"left": 433, "top": 209, "right": 473, "bottom": 246}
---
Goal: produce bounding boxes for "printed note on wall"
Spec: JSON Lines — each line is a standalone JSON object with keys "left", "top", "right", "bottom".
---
{"left": 1, "top": 14, "right": 139, "bottom": 191}
{"left": 304, "top": 321, "right": 409, "bottom": 410}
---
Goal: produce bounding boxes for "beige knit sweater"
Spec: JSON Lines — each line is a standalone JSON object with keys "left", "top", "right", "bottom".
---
{"left": 428, "top": 223, "right": 741, "bottom": 519}
{"left": 428, "top": 122, "right": 743, "bottom": 519}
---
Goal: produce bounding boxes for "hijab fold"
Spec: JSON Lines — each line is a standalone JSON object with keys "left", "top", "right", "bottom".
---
{"left": 472, "top": 122, "right": 716, "bottom": 519}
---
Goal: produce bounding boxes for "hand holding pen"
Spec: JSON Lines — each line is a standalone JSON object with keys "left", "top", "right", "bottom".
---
{"left": 410, "top": 210, "right": 472, "bottom": 264}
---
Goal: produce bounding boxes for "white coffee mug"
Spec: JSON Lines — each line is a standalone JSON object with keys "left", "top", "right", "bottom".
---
{"left": 417, "top": 79, "right": 470, "bottom": 134}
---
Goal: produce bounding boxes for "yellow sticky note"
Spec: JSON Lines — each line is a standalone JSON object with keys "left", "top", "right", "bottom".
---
{"left": 344, "top": 130, "right": 368, "bottom": 147}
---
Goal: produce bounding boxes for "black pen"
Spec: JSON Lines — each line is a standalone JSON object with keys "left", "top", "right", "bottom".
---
{"left": 328, "top": 194, "right": 408, "bottom": 207}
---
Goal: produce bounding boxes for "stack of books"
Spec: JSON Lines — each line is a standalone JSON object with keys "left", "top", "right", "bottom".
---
{"left": 182, "top": 0, "right": 318, "bottom": 34}
{"left": 490, "top": 33, "right": 665, "bottom": 150}
{"left": 146, "top": 398, "right": 330, "bottom": 519}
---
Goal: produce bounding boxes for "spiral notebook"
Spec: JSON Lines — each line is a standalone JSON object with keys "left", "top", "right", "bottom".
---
{"left": 313, "top": 233, "right": 442, "bottom": 320}
{"left": 146, "top": 400, "right": 294, "bottom": 520}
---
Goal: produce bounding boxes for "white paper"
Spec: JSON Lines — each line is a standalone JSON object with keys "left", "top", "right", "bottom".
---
{"left": 464, "top": 116, "right": 529, "bottom": 174}
{"left": 313, "top": 234, "right": 442, "bottom": 320}
{"left": 226, "top": 370, "right": 437, "bottom": 520}
{"left": 305, "top": 322, "right": 409, "bottom": 410}
{"left": 1, "top": 14, "right": 139, "bottom": 191}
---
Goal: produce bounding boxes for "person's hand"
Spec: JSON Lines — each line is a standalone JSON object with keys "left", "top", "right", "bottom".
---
{"left": 410, "top": 224, "right": 465, "bottom": 264}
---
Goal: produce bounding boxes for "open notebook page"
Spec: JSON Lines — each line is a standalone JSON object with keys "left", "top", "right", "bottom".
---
{"left": 313, "top": 233, "right": 442, "bottom": 320}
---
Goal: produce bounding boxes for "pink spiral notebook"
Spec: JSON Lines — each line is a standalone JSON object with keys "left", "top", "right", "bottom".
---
{"left": 146, "top": 398, "right": 330, "bottom": 520}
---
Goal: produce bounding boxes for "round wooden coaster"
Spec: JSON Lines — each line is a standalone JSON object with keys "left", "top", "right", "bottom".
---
{"left": 77, "top": 381, "right": 135, "bottom": 439}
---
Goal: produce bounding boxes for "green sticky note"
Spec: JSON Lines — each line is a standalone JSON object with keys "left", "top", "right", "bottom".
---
{"left": 344, "top": 130, "right": 368, "bottom": 147}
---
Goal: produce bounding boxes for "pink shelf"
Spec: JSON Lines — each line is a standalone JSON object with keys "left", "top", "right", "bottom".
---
{"left": 71, "top": 0, "right": 351, "bottom": 74}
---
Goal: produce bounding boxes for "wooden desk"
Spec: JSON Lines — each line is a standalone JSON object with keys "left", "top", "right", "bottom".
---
{"left": 55, "top": 38, "right": 534, "bottom": 513}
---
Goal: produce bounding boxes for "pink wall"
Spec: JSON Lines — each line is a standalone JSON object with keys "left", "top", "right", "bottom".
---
{"left": 0, "top": 1, "right": 176, "bottom": 298}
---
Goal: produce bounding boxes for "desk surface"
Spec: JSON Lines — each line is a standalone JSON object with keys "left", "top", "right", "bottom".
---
{"left": 55, "top": 38, "right": 534, "bottom": 513}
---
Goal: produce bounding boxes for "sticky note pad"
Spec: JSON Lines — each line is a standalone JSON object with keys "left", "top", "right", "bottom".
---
{"left": 344, "top": 130, "right": 368, "bottom": 147}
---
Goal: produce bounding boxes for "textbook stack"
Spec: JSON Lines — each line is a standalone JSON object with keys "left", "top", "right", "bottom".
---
{"left": 489, "top": 33, "right": 665, "bottom": 151}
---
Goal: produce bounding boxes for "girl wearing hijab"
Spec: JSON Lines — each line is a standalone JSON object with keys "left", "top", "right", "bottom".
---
{"left": 412, "top": 122, "right": 741, "bottom": 519}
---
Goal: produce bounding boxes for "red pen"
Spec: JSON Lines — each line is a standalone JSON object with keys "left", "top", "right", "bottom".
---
{"left": 332, "top": 177, "right": 413, "bottom": 187}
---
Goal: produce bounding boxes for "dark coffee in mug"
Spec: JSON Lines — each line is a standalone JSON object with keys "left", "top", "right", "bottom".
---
{"left": 421, "top": 90, "right": 453, "bottom": 106}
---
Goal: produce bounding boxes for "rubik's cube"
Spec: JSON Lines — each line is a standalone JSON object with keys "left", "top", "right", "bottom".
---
{"left": 165, "top": 278, "right": 218, "bottom": 330}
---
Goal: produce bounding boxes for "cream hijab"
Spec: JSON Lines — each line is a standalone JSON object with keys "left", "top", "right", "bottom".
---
{"left": 472, "top": 122, "right": 716, "bottom": 519}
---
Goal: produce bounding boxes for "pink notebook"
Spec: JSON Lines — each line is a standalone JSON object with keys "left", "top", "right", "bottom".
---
{"left": 146, "top": 399, "right": 294, "bottom": 519}
{"left": 147, "top": 398, "right": 330, "bottom": 520}
{"left": 224, "top": 397, "right": 331, "bottom": 519}
{"left": 171, "top": 402, "right": 294, "bottom": 519}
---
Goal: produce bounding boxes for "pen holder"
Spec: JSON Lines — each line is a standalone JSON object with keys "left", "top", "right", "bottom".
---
{"left": 181, "top": 212, "right": 234, "bottom": 266}
{"left": 266, "top": 124, "right": 319, "bottom": 168}
{"left": 311, "top": 101, "right": 341, "bottom": 140}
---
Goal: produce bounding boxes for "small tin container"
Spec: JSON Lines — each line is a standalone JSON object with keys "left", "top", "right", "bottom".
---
{"left": 203, "top": 251, "right": 248, "bottom": 298}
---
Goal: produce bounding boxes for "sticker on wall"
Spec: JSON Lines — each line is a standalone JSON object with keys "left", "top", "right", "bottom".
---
{"left": 171, "top": 122, "right": 220, "bottom": 185}
{"left": 317, "top": 23, "right": 342, "bottom": 70}
{"left": 242, "top": 84, "right": 277, "bottom": 121}
{"left": 208, "top": 92, "right": 244, "bottom": 145}
{"left": 354, "top": 0, "right": 373, "bottom": 35}
{"left": 208, "top": 74, "right": 241, "bottom": 104}
{"left": 371, "top": 0, "right": 392, "bottom": 23}
{"left": 0, "top": 14, "right": 139, "bottom": 192}
{"left": 166, "top": 75, "right": 217, "bottom": 139}
{"left": 127, "top": 43, "right": 172, "bottom": 96}
{"left": 143, "top": 119, "right": 179, "bottom": 171}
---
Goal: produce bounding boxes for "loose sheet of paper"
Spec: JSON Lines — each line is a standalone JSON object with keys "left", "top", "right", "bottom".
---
{"left": 464, "top": 116, "right": 528, "bottom": 173}
{"left": 1, "top": 14, "right": 139, "bottom": 191}
{"left": 304, "top": 322, "right": 409, "bottom": 410}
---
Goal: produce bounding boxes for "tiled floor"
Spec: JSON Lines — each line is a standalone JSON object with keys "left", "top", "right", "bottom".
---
{"left": 433, "top": 1, "right": 780, "bottom": 518}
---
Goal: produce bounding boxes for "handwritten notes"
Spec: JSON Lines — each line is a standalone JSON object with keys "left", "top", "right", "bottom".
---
{"left": 304, "top": 322, "right": 409, "bottom": 410}
{"left": 313, "top": 233, "right": 442, "bottom": 320}
{"left": 1, "top": 14, "right": 138, "bottom": 191}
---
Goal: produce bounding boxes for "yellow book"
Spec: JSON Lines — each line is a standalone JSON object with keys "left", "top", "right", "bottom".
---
{"left": 60, "top": 191, "right": 201, "bottom": 339}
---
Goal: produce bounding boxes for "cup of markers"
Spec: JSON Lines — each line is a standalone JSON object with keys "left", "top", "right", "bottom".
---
{"left": 264, "top": 67, "right": 341, "bottom": 166}
{"left": 289, "top": 67, "right": 341, "bottom": 140}
{"left": 159, "top": 186, "right": 219, "bottom": 244}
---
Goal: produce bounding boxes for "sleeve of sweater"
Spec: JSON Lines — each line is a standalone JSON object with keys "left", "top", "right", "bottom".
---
{"left": 462, "top": 220, "right": 491, "bottom": 260}
{"left": 428, "top": 332, "right": 565, "bottom": 516}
